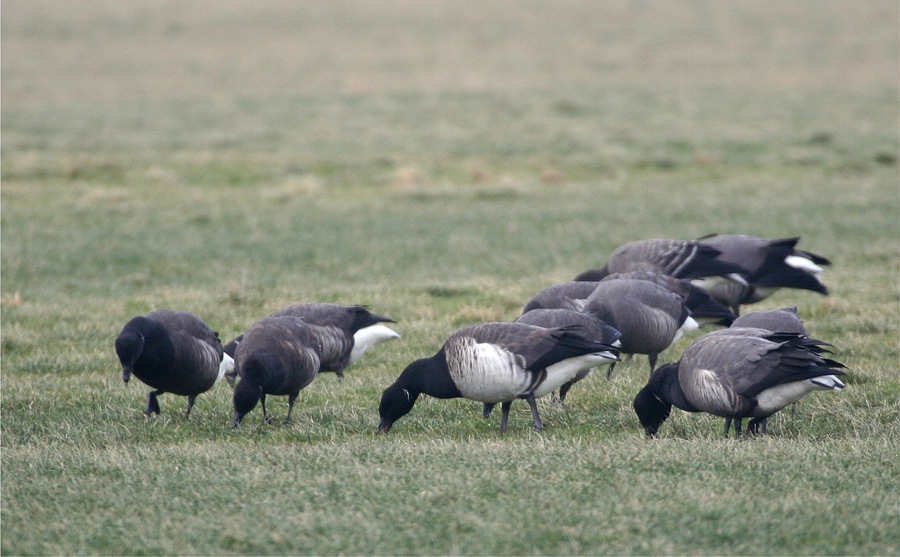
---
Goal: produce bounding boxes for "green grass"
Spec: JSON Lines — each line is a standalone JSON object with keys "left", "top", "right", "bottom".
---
{"left": 2, "top": 2, "right": 900, "bottom": 554}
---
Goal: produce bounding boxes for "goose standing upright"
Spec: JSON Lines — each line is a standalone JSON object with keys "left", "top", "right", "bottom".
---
{"left": 582, "top": 278, "right": 698, "bottom": 375}
{"left": 231, "top": 316, "right": 322, "bottom": 427}
{"left": 377, "top": 322, "right": 620, "bottom": 433}
{"left": 115, "top": 310, "right": 233, "bottom": 418}
{"left": 697, "top": 235, "right": 830, "bottom": 315}
{"left": 632, "top": 328, "right": 847, "bottom": 437}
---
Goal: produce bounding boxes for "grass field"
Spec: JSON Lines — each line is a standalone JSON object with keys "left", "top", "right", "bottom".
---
{"left": 2, "top": 2, "right": 899, "bottom": 555}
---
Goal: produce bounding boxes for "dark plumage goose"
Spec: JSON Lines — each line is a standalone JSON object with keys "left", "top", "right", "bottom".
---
{"left": 521, "top": 281, "right": 600, "bottom": 313}
{"left": 377, "top": 322, "right": 620, "bottom": 433}
{"left": 582, "top": 278, "right": 698, "bottom": 375}
{"left": 632, "top": 328, "right": 847, "bottom": 437}
{"left": 115, "top": 310, "right": 233, "bottom": 418}
{"left": 224, "top": 303, "right": 399, "bottom": 385}
{"left": 597, "top": 271, "right": 736, "bottom": 326}
{"left": 231, "top": 316, "right": 321, "bottom": 427}
{"left": 574, "top": 239, "right": 749, "bottom": 286}
{"left": 513, "top": 309, "right": 621, "bottom": 404}
{"left": 697, "top": 235, "right": 830, "bottom": 315}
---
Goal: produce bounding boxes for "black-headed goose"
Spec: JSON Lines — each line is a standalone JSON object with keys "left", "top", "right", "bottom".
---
{"left": 597, "top": 271, "right": 736, "bottom": 326}
{"left": 231, "top": 316, "right": 322, "bottom": 427}
{"left": 115, "top": 310, "right": 233, "bottom": 418}
{"left": 574, "top": 238, "right": 749, "bottom": 286}
{"left": 698, "top": 235, "right": 830, "bottom": 315}
{"left": 514, "top": 309, "right": 621, "bottom": 404}
{"left": 225, "top": 303, "right": 399, "bottom": 385}
{"left": 377, "top": 322, "right": 620, "bottom": 433}
{"left": 521, "top": 281, "right": 600, "bottom": 314}
{"left": 632, "top": 327, "right": 847, "bottom": 437}
{"left": 582, "top": 278, "right": 698, "bottom": 375}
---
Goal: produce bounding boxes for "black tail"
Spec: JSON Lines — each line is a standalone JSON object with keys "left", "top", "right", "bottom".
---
{"left": 753, "top": 265, "right": 828, "bottom": 294}
{"left": 677, "top": 244, "right": 750, "bottom": 280}
{"left": 348, "top": 306, "right": 396, "bottom": 334}
{"left": 684, "top": 284, "right": 736, "bottom": 325}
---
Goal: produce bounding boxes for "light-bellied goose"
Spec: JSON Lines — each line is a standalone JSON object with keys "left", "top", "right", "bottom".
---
{"left": 513, "top": 309, "right": 621, "bottom": 404}
{"left": 231, "top": 316, "right": 321, "bottom": 427}
{"left": 727, "top": 306, "right": 809, "bottom": 433}
{"left": 521, "top": 281, "right": 600, "bottom": 313}
{"left": 224, "top": 303, "right": 399, "bottom": 385}
{"left": 574, "top": 239, "right": 749, "bottom": 286}
{"left": 632, "top": 327, "right": 847, "bottom": 437}
{"left": 377, "top": 322, "right": 620, "bottom": 433}
{"left": 583, "top": 278, "right": 698, "bottom": 375}
{"left": 597, "top": 271, "right": 736, "bottom": 326}
{"left": 697, "top": 235, "right": 830, "bottom": 315}
{"left": 115, "top": 310, "right": 233, "bottom": 418}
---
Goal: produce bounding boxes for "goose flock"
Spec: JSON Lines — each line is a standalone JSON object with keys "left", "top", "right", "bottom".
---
{"left": 114, "top": 234, "right": 847, "bottom": 437}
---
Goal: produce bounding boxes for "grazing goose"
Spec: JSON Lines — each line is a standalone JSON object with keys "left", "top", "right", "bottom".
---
{"left": 597, "top": 271, "right": 736, "bottom": 326}
{"left": 377, "top": 323, "right": 620, "bottom": 433}
{"left": 231, "top": 316, "right": 321, "bottom": 427}
{"left": 697, "top": 235, "right": 830, "bottom": 315}
{"left": 115, "top": 310, "right": 233, "bottom": 418}
{"left": 513, "top": 309, "right": 621, "bottom": 405}
{"left": 521, "top": 281, "right": 600, "bottom": 313}
{"left": 574, "top": 239, "right": 749, "bottom": 287}
{"left": 582, "top": 278, "right": 698, "bottom": 375}
{"left": 632, "top": 327, "right": 847, "bottom": 437}
{"left": 224, "top": 303, "right": 399, "bottom": 385}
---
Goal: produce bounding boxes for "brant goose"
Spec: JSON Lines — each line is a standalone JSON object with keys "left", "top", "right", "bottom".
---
{"left": 377, "top": 322, "right": 619, "bottom": 433}
{"left": 633, "top": 328, "right": 846, "bottom": 437}
{"left": 697, "top": 235, "right": 829, "bottom": 315}
{"left": 521, "top": 281, "right": 600, "bottom": 313}
{"left": 231, "top": 316, "right": 322, "bottom": 427}
{"left": 583, "top": 278, "right": 698, "bottom": 375}
{"left": 115, "top": 310, "right": 233, "bottom": 418}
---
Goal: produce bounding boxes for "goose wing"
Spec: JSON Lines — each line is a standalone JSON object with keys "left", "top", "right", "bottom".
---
{"left": 606, "top": 239, "right": 748, "bottom": 280}
{"left": 521, "top": 282, "right": 598, "bottom": 313}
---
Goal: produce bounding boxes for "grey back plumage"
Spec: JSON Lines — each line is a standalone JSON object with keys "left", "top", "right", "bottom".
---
{"left": 583, "top": 278, "right": 691, "bottom": 360}
{"left": 732, "top": 307, "right": 807, "bottom": 335}
{"left": 602, "top": 239, "right": 749, "bottom": 280}
{"left": 234, "top": 316, "right": 321, "bottom": 396}
{"left": 600, "top": 271, "right": 736, "bottom": 325}
{"left": 521, "top": 282, "right": 599, "bottom": 313}
{"left": 516, "top": 309, "right": 621, "bottom": 346}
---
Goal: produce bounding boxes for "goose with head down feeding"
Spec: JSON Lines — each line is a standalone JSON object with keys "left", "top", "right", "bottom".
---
{"left": 115, "top": 310, "right": 233, "bottom": 418}
{"left": 224, "top": 303, "right": 399, "bottom": 385}
{"left": 231, "top": 316, "right": 322, "bottom": 428}
{"left": 697, "top": 235, "right": 830, "bottom": 315}
{"left": 582, "top": 278, "right": 698, "bottom": 376}
{"left": 632, "top": 327, "right": 847, "bottom": 437}
{"left": 377, "top": 322, "right": 620, "bottom": 434}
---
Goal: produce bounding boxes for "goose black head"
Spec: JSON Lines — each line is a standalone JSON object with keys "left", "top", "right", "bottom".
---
{"left": 633, "top": 363, "right": 678, "bottom": 436}
{"left": 232, "top": 379, "right": 262, "bottom": 428}
{"left": 377, "top": 380, "right": 418, "bottom": 434}
{"left": 115, "top": 319, "right": 149, "bottom": 385}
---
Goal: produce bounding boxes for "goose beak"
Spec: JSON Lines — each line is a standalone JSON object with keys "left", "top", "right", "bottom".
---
{"left": 122, "top": 366, "right": 132, "bottom": 385}
{"left": 376, "top": 420, "right": 393, "bottom": 434}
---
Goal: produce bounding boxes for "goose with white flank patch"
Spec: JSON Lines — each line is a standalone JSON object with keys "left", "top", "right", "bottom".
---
{"left": 115, "top": 310, "right": 233, "bottom": 418}
{"left": 377, "top": 322, "right": 620, "bottom": 434}
{"left": 513, "top": 309, "right": 621, "bottom": 405}
{"left": 697, "top": 235, "right": 830, "bottom": 315}
{"left": 574, "top": 238, "right": 750, "bottom": 288}
{"left": 632, "top": 328, "right": 846, "bottom": 437}
{"left": 726, "top": 306, "right": 809, "bottom": 434}
{"left": 582, "top": 278, "right": 698, "bottom": 376}
{"left": 224, "top": 303, "right": 399, "bottom": 385}
{"left": 231, "top": 316, "right": 321, "bottom": 427}
{"left": 596, "top": 271, "right": 736, "bottom": 326}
